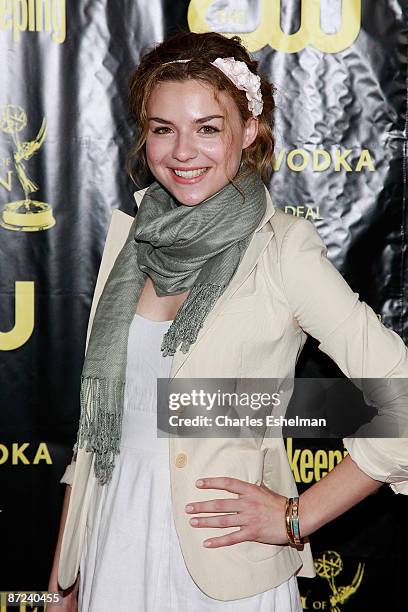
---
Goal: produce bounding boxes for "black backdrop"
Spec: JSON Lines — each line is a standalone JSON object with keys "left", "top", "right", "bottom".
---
{"left": 0, "top": 1, "right": 407, "bottom": 610}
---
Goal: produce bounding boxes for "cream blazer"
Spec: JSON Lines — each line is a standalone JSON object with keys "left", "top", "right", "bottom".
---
{"left": 58, "top": 187, "right": 408, "bottom": 600}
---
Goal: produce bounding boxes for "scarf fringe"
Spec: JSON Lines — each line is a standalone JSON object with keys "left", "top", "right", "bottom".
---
{"left": 73, "top": 375, "right": 126, "bottom": 485}
{"left": 161, "top": 283, "right": 224, "bottom": 357}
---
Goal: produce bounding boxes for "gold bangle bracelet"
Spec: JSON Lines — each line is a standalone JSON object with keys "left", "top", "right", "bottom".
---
{"left": 285, "top": 496, "right": 304, "bottom": 547}
{"left": 290, "top": 496, "right": 303, "bottom": 546}
{"left": 285, "top": 497, "right": 296, "bottom": 545}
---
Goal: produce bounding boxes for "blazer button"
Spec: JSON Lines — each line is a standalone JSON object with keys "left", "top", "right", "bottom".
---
{"left": 175, "top": 452, "right": 187, "bottom": 468}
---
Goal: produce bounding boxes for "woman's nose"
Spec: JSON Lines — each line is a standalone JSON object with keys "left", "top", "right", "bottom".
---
{"left": 172, "top": 134, "right": 197, "bottom": 162}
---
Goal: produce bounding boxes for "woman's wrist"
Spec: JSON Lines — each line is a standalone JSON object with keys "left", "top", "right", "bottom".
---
{"left": 297, "top": 492, "right": 317, "bottom": 539}
{"left": 296, "top": 455, "right": 384, "bottom": 540}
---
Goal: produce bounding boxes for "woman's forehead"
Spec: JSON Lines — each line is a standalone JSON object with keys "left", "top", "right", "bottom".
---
{"left": 148, "top": 79, "right": 234, "bottom": 113}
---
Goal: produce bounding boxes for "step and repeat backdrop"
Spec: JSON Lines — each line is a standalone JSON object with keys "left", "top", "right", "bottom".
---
{"left": 0, "top": 1, "right": 407, "bottom": 610}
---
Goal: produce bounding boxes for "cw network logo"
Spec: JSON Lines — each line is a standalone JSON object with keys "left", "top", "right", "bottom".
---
{"left": 188, "top": 0, "right": 362, "bottom": 53}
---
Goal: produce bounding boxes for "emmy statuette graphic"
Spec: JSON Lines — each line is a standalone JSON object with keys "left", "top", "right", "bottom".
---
{"left": 314, "top": 550, "right": 365, "bottom": 612}
{"left": 0, "top": 104, "right": 55, "bottom": 232}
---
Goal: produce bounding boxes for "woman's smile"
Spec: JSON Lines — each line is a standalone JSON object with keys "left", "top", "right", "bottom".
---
{"left": 170, "top": 166, "right": 210, "bottom": 184}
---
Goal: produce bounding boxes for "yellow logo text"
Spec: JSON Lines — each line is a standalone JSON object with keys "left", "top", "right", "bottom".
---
{"left": 0, "top": 442, "right": 52, "bottom": 464}
{"left": 273, "top": 148, "right": 374, "bottom": 173}
{"left": 286, "top": 437, "right": 348, "bottom": 484}
{"left": 284, "top": 205, "right": 322, "bottom": 220}
{"left": 188, "top": 0, "right": 362, "bottom": 53}
{"left": 0, "top": 281, "right": 34, "bottom": 350}
{"left": 0, "top": 0, "right": 66, "bottom": 44}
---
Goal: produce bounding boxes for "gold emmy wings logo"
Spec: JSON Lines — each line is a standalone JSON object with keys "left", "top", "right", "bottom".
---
{"left": 0, "top": 105, "right": 55, "bottom": 232}
{"left": 188, "top": 0, "right": 362, "bottom": 53}
{"left": 306, "top": 550, "right": 364, "bottom": 611}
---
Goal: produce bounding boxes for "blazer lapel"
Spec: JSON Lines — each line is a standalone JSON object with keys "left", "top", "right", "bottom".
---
{"left": 169, "top": 189, "right": 276, "bottom": 379}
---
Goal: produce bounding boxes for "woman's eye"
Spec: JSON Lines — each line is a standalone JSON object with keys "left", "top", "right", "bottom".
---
{"left": 151, "top": 125, "right": 219, "bottom": 135}
{"left": 199, "top": 125, "right": 219, "bottom": 134}
{"left": 152, "top": 127, "right": 172, "bottom": 134}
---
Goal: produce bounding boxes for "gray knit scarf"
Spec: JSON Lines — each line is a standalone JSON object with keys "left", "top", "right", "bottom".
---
{"left": 73, "top": 169, "right": 267, "bottom": 485}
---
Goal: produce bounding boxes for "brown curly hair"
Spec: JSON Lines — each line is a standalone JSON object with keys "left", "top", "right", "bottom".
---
{"left": 126, "top": 31, "right": 276, "bottom": 185}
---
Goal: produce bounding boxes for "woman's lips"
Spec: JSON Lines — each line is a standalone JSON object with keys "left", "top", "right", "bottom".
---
{"left": 169, "top": 167, "right": 210, "bottom": 184}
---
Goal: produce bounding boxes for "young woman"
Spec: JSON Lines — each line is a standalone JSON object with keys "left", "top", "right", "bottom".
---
{"left": 48, "top": 31, "right": 408, "bottom": 612}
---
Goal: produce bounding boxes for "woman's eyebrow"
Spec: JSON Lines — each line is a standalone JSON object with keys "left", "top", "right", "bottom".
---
{"left": 148, "top": 115, "right": 224, "bottom": 125}
{"left": 195, "top": 115, "right": 224, "bottom": 123}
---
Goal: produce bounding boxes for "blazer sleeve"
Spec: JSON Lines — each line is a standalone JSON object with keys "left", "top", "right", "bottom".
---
{"left": 279, "top": 217, "right": 408, "bottom": 494}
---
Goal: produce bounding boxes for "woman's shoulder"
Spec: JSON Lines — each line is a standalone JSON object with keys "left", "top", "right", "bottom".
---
{"left": 268, "top": 208, "right": 322, "bottom": 254}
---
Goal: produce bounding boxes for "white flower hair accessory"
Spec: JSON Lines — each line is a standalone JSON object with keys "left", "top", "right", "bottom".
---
{"left": 161, "top": 57, "right": 264, "bottom": 117}
{"left": 211, "top": 57, "right": 263, "bottom": 117}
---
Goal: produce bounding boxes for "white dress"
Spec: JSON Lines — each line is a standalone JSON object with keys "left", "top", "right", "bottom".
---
{"left": 78, "top": 313, "right": 302, "bottom": 611}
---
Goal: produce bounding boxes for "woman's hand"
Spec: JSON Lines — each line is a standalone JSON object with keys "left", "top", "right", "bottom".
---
{"left": 185, "top": 476, "right": 289, "bottom": 548}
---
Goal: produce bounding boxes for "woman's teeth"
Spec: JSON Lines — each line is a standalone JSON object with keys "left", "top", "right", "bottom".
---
{"left": 173, "top": 168, "right": 208, "bottom": 178}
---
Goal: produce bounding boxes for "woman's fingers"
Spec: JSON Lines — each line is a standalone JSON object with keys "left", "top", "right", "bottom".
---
{"left": 185, "top": 476, "right": 289, "bottom": 547}
{"left": 186, "top": 477, "right": 255, "bottom": 513}
{"left": 195, "top": 476, "right": 254, "bottom": 494}
{"left": 202, "top": 527, "right": 252, "bottom": 548}
{"left": 185, "top": 497, "right": 241, "bottom": 514}
{"left": 189, "top": 512, "right": 244, "bottom": 529}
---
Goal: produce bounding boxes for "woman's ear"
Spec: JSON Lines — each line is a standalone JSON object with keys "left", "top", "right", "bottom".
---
{"left": 242, "top": 117, "right": 259, "bottom": 150}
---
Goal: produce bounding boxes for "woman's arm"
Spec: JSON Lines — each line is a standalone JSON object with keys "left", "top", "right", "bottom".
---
{"left": 185, "top": 217, "right": 408, "bottom": 547}
{"left": 282, "top": 217, "right": 408, "bottom": 532}
{"left": 279, "top": 217, "right": 408, "bottom": 490}
{"left": 298, "top": 453, "right": 382, "bottom": 538}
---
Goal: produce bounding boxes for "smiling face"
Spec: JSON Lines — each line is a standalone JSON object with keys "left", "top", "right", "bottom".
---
{"left": 145, "top": 79, "right": 258, "bottom": 206}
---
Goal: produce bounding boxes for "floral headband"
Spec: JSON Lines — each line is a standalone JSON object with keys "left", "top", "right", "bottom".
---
{"left": 162, "top": 57, "right": 263, "bottom": 118}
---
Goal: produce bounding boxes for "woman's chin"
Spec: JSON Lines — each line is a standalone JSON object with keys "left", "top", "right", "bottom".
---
{"left": 166, "top": 186, "right": 217, "bottom": 207}
{"left": 152, "top": 168, "right": 232, "bottom": 206}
